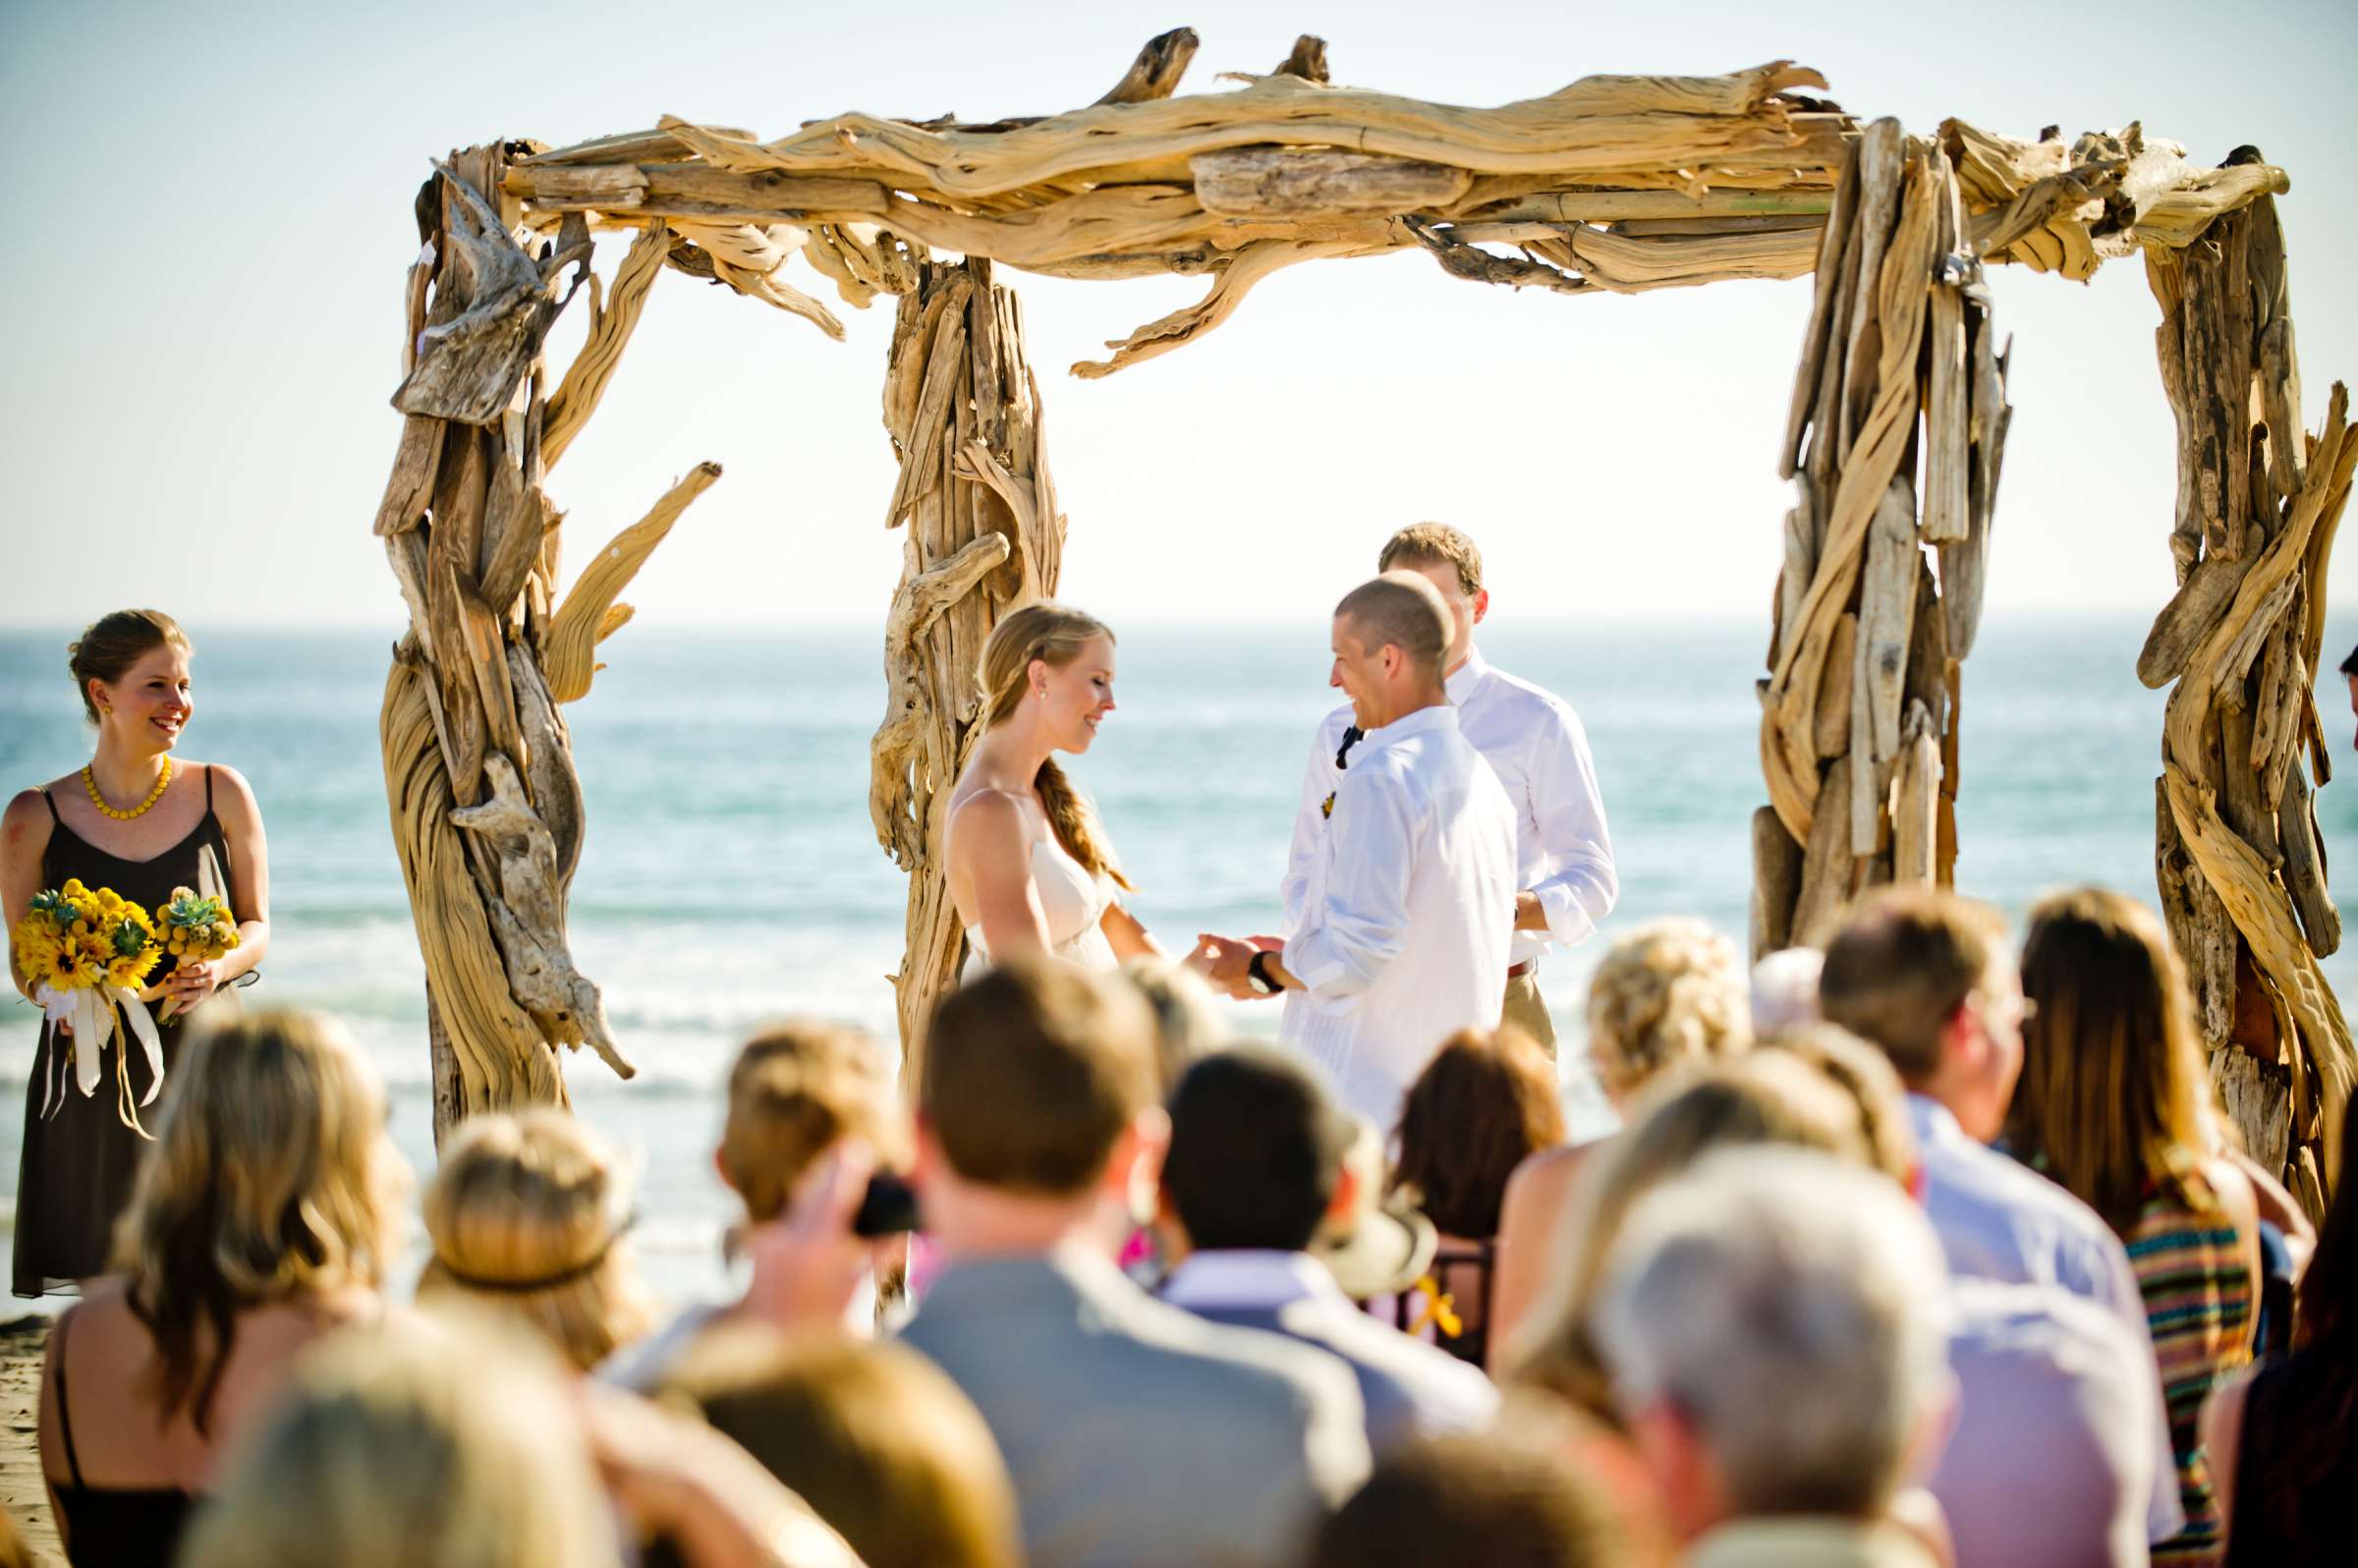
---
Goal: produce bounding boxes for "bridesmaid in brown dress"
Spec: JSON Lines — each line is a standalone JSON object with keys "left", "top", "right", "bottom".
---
{"left": 2, "top": 610, "right": 271, "bottom": 1296}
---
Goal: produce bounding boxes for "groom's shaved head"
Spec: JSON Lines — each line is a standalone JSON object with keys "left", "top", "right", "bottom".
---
{"left": 1335, "top": 573, "right": 1451, "bottom": 682}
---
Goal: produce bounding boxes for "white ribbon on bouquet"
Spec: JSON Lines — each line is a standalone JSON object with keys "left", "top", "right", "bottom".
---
{"left": 34, "top": 981, "right": 164, "bottom": 1132}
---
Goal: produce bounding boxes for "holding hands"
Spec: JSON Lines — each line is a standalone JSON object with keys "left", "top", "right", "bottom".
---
{"left": 1185, "top": 933, "right": 1284, "bottom": 1000}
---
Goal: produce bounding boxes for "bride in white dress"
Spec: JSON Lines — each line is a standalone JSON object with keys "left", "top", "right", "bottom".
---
{"left": 945, "top": 603, "right": 1163, "bottom": 972}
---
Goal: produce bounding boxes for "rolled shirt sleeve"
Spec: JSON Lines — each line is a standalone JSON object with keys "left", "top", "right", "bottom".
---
{"left": 1283, "top": 767, "right": 1417, "bottom": 999}
{"left": 1523, "top": 703, "right": 1617, "bottom": 947}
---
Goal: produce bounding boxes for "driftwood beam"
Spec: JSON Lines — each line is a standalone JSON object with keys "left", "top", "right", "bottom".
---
{"left": 1194, "top": 147, "right": 1473, "bottom": 216}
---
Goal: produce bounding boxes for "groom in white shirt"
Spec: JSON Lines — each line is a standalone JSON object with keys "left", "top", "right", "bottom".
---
{"left": 1282, "top": 525, "right": 1616, "bottom": 1053}
{"left": 1196, "top": 573, "right": 1518, "bottom": 1124}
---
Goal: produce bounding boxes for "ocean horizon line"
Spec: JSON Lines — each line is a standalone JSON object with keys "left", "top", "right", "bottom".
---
{"left": 0, "top": 608, "right": 2193, "bottom": 640}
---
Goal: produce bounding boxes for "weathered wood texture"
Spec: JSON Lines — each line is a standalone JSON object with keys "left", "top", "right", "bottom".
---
{"left": 2147, "top": 193, "right": 2353, "bottom": 1212}
{"left": 374, "top": 41, "right": 2336, "bottom": 1203}
{"left": 869, "top": 257, "right": 1065, "bottom": 1091}
{"left": 492, "top": 42, "right": 2285, "bottom": 379}
{"left": 376, "top": 144, "right": 723, "bottom": 1140}
{"left": 1755, "top": 127, "right": 1992, "bottom": 955}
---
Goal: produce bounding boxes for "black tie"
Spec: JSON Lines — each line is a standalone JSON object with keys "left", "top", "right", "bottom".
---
{"left": 1335, "top": 726, "right": 1364, "bottom": 770}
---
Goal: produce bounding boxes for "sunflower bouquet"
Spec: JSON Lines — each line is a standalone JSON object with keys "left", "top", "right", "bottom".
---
{"left": 10, "top": 878, "right": 167, "bottom": 1134}
{"left": 155, "top": 886, "right": 240, "bottom": 1022}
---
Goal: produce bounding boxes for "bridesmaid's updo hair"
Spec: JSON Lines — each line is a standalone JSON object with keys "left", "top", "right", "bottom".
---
{"left": 70, "top": 608, "right": 191, "bottom": 722}
{"left": 979, "top": 602, "right": 1132, "bottom": 891}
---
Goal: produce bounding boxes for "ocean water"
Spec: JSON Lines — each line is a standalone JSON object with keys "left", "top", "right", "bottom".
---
{"left": 6, "top": 618, "right": 2357, "bottom": 1304}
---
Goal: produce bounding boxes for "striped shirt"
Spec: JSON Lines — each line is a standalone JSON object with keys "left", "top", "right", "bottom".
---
{"left": 2128, "top": 1193, "right": 2254, "bottom": 1568}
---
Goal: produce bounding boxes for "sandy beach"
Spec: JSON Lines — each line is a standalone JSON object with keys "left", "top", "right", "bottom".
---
{"left": 0, "top": 1316, "right": 58, "bottom": 1563}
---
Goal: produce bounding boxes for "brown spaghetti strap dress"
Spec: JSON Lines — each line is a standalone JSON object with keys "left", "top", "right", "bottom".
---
{"left": 13, "top": 766, "right": 234, "bottom": 1297}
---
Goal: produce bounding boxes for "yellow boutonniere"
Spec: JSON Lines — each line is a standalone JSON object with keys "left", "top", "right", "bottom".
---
{"left": 1407, "top": 1274, "right": 1464, "bottom": 1340}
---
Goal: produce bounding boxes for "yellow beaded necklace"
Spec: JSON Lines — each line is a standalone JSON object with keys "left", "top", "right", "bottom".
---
{"left": 83, "top": 756, "right": 173, "bottom": 820}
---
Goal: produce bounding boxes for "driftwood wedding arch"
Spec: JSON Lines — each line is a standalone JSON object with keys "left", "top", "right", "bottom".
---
{"left": 370, "top": 31, "right": 2349, "bottom": 1212}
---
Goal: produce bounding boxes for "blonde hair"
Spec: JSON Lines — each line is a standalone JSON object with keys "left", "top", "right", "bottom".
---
{"left": 979, "top": 602, "right": 1132, "bottom": 890}
{"left": 179, "top": 1314, "right": 615, "bottom": 1568}
{"left": 2013, "top": 887, "right": 2215, "bottom": 1237}
{"left": 418, "top": 1109, "right": 654, "bottom": 1372}
{"left": 722, "top": 1022, "right": 908, "bottom": 1224}
{"left": 1756, "top": 1023, "right": 1920, "bottom": 1191}
{"left": 114, "top": 1008, "right": 406, "bottom": 1433}
{"left": 658, "top": 1326, "right": 1024, "bottom": 1568}
{"left": 1585, "top": 919, "right": 1752, "bottom": 1095}
{"left": 1503, "top": 1053, "right": 1869, "bottom": 1417}
{"left": 1377, "top": 523, "right": 1485, "bottom": 596}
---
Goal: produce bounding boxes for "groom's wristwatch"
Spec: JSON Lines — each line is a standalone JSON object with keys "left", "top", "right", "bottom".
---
{"left": 1247, "top": 949, "right": 1280, "bottom": 997}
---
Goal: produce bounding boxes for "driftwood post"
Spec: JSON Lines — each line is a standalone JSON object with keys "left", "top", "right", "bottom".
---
{"left": 2142, "top": 181, "right": 2355, "bottom": 1216}
{"left": 870, "top": 256, "right": 1065, "bottom": 1089}
{"left": 378, "top": 140, "right": 833, "bottom": 1141}
{"left": 1755, "top": 124, "right": 2000, "bottom": 956}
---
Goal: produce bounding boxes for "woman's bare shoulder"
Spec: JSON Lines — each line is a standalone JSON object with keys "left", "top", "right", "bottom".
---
{"left": 946, "top": 786, "right": 1034, "bottom": 840}
{"left": 5, "top": 783, "right": 62, "bottom": 826}
{"left": 1506, "top": 1139, "right": 1598, "bottom": 1204}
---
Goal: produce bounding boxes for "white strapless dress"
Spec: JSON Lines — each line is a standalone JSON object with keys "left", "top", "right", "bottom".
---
{"left": 965, "top": 837, "right": 1119, "bottom": 973}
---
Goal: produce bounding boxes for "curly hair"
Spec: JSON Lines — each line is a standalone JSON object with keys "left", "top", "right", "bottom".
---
{"left": 1585, "top": 919, "right": 1752, "bottom": 1096}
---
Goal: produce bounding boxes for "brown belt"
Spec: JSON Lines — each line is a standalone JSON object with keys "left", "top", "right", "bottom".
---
{"left": 1506, "top": 960, "right": 1536, "bottom": 980}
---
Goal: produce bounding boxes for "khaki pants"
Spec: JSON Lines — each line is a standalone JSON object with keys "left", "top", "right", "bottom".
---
{"left": 1501, "top": 971, "right": 1557, "bottom": 1057}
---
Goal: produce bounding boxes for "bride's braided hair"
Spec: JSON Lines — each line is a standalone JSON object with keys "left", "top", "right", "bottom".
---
{"left": 980, "top": 603, "right": 1134, "bottom": 892}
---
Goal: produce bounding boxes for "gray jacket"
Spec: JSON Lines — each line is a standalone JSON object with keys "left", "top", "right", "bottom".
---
{"left": 899, "top": 1249, "right": 1372, "bottom": 1568}
{"left": 1184, "top": 1292, "right": 1499, "bottom": 1454}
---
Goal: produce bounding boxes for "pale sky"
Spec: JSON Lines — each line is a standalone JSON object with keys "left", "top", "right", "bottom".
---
{"left": 4, "top": 0, "right": 2355, "bottom": 635}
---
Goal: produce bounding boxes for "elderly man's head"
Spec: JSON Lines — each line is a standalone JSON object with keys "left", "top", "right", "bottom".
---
{"left": 1591, "top": 1147, "right": 1951, "bottom": 1541}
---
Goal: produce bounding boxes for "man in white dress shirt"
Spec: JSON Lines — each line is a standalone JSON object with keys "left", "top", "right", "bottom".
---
{"left": 1279, "top": 525, "right": 1615, "bottom": 1052}
{"left": 1197, "top": 573, "right": 1518, "bottom": 1124}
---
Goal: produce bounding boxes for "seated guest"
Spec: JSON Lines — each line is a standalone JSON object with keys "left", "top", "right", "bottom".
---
{"left": 1314, "top": 1116, "right": 1442, "bottom": 1303}
{"left": 419, "top": 1108, "right": 655, "bottom": 1372}
{"left": 1592, "top": 1148, "right": 1954, "bottom": 1568}
{"left": 1771, "top": 1019, "right": 2161, "bottom": 1568}
{"left": 605, "top": 1020, "right": 908, "bottom": 1389}
{"left": 1491, "top": 920, "right": 1751, "bottom": 1366}
{"left": 651, "top": 1325, "right": 1022, "bottom": 1568}
{"left": 37, "top": 1009, "right": 407, "bottom": 1568}
{"left": 2010, "top": 888, "right": 2262, "bottom": 1565}
{"left": 1749, "top": 945, "right": 1825, "bottom": 1036}
{"left": 180, "top": 1315, "right": 625, "bottom": 1568}
{"left": 1932, "top": 1278, "right": 2162, "bottom": 1568}
{"left": 1754, "top": 1022, "right": 1919, "bottom": 1192}
{"left": 1109, "top": 957, "right": 1231, "bottom": 1281}
{"left": 897, "top": 957, "right": 1371, "bottom": 1568}
{"left": 1156, "top": 1046, "right": 1498, "bottom": 1451}
{"left": 1115, "top": 954, "right": 1230, "bottom": 1092}
{"left": 1504, "top": 1052, "right": 1873, "bottom": 1418}
{"left": 181, "top": 1313, "right": 858, "bottom": 1568}
{"left": 1820, "top": 886, "right": 2183, "bottom": 1545}
{"left": 1311, "top": 1415, "right": 1634, "bottom": 1568}
{"left": 1390, "top": 1025, "right": 1563, "bottom": 1365}
{"left": 2203, "top": 1102, "right": 2355, "bottom": 1567}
